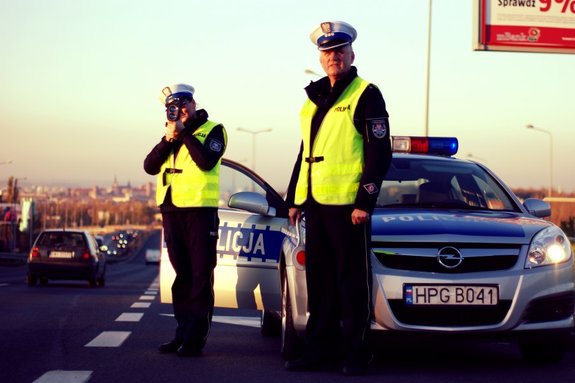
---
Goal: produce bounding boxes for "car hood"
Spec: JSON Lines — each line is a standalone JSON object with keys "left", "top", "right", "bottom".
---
{"left": 371, "top": 209, "right": 552, "bottom": 245}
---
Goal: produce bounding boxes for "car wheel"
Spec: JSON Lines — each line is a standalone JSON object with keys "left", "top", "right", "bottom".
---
{"left": 281, "top": 269, "right": 303, "bottom": 360}
{"left": 26, "top": 274, "right": 37, "bottom": 287}
{"left": 260, "top": 309, "right": 281, "bottom": 338}
{"left": 518, "top": 334, "right": 568, "bottom": 363}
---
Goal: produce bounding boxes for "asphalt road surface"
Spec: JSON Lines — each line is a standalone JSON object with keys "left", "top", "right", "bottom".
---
{"left": 1, "top": 230, "right": 574, "bottom": 383}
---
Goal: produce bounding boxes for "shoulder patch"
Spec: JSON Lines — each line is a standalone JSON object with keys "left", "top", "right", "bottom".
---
{"left": 370, "top": 119, "right": 388, "bottom": 139}
{"left": 363, "top": 183, "right": 379, "bottom": 195}
{"left": 209, "top": 139, "right": 223, "bottom": 152}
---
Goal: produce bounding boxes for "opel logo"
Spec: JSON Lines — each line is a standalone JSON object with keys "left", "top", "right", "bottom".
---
{"left": 437, "top": 246, "right": 463, "bottom": 269}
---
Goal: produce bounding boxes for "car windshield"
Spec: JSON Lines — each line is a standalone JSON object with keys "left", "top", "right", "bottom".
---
{"left": 376, "top": 156, "right": 517, "bottom": 211}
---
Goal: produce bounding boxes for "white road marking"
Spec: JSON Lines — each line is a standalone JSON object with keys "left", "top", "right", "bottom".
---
{"left": 0, "top": 283, "right": 9, "bottom": 287}
{"left": 131, "top": 302, "right": 151, "bottom": 308}
{"left": 32, "top": 370, "right": 92, "bottom": 383}
{"left": 212, "top": 315, "right": 261, "bottom": 328}
{"left": 115, "top": 313, "right": 144, "bottom": 322}
{"left": 85, "top": 331, "right": 131, "bottom": 347}
{"left": 144, "top": 290, "right": 157, "bottom": 295}
{"left": 139, "top": 295, "right": 155, "bottom": 300}
{"left": 159, "top": 313, "right": 260, "bottom": 328}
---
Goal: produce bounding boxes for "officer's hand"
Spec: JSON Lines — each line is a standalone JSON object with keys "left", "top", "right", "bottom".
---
{"left": 289, "top": 208, "right": 301, "bottom": 226}
{"left": 165, "top": 121, "right": 178, "bottom": 141}
{"left": 165, "top": 120, "right": 184, "bottom": 142}
{"left": 351, "top": 209, "right": 370, "bottom": 225}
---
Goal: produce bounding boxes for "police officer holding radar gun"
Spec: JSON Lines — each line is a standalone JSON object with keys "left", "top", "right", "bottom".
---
{"left": 144, "top": 83, "right": 227, "bottom": 357}
{"left": 285, "top": 22, "right": 392, "bottom": 376}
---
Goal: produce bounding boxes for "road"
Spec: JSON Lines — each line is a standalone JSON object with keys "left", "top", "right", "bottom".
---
{"left": 1, "top": 230, "right": 574, "bottom": 383}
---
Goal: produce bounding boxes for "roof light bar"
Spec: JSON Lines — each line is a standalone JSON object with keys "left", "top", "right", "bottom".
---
{"left": 392, "top": 136, "right": 458, "bottom": 156}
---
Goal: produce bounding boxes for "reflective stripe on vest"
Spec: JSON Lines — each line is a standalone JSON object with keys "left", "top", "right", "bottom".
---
{"left": 156, "top": 120, "right": 224, "bottom": 207}
{"left": 294, "top": 77, "right": 369, "bottom": 205}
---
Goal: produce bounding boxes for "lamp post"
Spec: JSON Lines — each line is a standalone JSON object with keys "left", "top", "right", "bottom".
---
{"left": 304, "top": 68, "right": 322, "bottom": 78}
{"left": 424, "top": 0, "right": 433, "bottom": 136}
{"left": 526, "top": 124, "right": 553, "bottom": 197}
{"left": 236, "top": 128, "right": 272, "bottom": 172}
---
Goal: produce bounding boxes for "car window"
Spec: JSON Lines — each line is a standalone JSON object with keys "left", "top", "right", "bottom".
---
{"left": 219, "top": 164, "right": 268, "bottom": 207}
{"left": 38, "top": 232, "right": 86, "bottom": 248}
{"left": 376, "top": 157, "right": 517, "bottom": 211}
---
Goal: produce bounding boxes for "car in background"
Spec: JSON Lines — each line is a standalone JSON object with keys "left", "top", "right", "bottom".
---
{"left": 27, "top": 229, "right": 107, "bottom": 287}
{"left": 145, "top": 249, "right": 160, "bottom": 265}
{"left": 281, "top": 136, "right": 574, "bottom": 362}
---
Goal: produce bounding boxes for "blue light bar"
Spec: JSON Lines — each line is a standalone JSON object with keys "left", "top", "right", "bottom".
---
{"left": 392, "top": 136, "right": 458, "bottom": 156}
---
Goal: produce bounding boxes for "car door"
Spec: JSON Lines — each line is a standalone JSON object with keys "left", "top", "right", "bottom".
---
{"left": 159, "top": 159, "right": 289, "bottom": 313}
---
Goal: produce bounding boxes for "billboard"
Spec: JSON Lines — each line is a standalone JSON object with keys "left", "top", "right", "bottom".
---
{"left": 474, "top": 0, "right": 575, "bottom": 53}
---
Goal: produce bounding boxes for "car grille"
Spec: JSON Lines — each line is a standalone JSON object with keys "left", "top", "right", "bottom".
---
{"left": 372, "top": 242, "right": 520, "bottom": 273}
{"left": 388, "top": 300, "right": 513, "bottom": 327}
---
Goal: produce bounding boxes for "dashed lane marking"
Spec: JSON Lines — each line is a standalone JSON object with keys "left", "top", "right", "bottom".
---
{"left": 115, "top": 313, "right": 144, "bottom": 322}
{"left": 139, "top": 295, "right": 155, "bottom": 300}
{"left": 85, "top": 331, "right": 131, "bottom": 347}
{"left": 32, "top": 370, "right": 92, "bottom": 383}
{"left": 131, "top": 302, "right": 151, "bottom": 308}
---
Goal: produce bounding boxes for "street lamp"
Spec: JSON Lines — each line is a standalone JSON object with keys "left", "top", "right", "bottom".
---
{"left": 236, "top": 127, "right": 272, "bottom": 172}
{"left": 526, "top": 124, "right": 553, "bottom": 197}
{"left": 304, "top": 68, "right": 322, "bottom": 78}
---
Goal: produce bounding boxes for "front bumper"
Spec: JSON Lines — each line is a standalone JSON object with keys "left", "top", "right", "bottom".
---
{"left": 371, "top": 260, "right": 575, "bottom": 333}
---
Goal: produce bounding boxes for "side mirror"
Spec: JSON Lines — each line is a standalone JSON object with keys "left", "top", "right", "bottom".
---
{"left": 228, "top": 192, "right": 276, "bottom": 217}
{"left": 523, "top": 198, "right": 551, "bottom": 218}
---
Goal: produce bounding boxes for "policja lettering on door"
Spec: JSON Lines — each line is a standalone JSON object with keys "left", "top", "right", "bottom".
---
{"left": 217, "top": 222, "right": 284, "bottom": 262}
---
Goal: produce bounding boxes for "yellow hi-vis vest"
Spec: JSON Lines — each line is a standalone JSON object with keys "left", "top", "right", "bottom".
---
{"left": 156, "top": 120, "right": 225, "bottom": 207}
{"left": 294, "top": 77, "right": 369, "bottom": 206}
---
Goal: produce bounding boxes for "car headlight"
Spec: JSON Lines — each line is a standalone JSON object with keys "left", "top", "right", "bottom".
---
{"left": 525, "top": 226, "right": 572, "bottom": 268}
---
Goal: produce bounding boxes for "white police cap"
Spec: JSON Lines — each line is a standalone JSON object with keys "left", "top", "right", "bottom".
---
{"left": 310, "top": 21, "right": 357, "bottom": 51}
{"left": 160, "top": 83, "right": 195, "bottom": 105}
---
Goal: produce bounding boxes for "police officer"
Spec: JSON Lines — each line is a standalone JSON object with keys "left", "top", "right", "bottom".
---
{"left": 284, "top": 22, "right": 392, "bottom": 375}
{"left": 144, "top": 83, "right": 227, "bottom": 357}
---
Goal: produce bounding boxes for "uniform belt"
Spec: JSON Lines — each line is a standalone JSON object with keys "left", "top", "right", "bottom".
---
{"left": 305, "top": 156, "right": 324, "bottom": 163}
{"left": 164, "top": 168, "right": 183, "bottom": 174}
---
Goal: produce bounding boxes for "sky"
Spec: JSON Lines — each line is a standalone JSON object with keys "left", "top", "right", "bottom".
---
{"left": 1, "top": 0, "right": 574, "bottom": 194}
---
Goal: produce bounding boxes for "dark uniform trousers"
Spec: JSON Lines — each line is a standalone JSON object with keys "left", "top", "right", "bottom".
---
{"left": 303, "top": 201, "right": 373, "bottom": 361}
{"left": 162, "top": 208, "right": 219, "bottom": 348}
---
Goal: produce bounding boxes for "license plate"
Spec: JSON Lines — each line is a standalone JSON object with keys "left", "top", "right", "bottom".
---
{"left": 50, "top": 251, "right": 74, "bottom": 259}
{"left": 404, "top": 284, "right": 498, "bottom": 306}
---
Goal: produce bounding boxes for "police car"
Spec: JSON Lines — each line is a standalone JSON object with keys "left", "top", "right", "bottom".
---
{"left": 281, "top": 136, "right": 574, "bottom": 362}
{"left": 160, "top": 138, "right": 574, "bottom": 362}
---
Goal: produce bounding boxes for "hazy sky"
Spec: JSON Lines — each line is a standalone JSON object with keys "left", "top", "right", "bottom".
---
{"left": 1, "top": 0, "right": 574, "bottom": 194}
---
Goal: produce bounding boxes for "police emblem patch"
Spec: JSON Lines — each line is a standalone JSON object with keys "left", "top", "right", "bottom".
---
{"left": 363, "top": 183, "right": 379, "bottom": 195}
{"left": 209, "top": 139, "right": 223, "bottom": 152}
{"left": 370, "top": 119, "right": 387, "bottom": 139}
